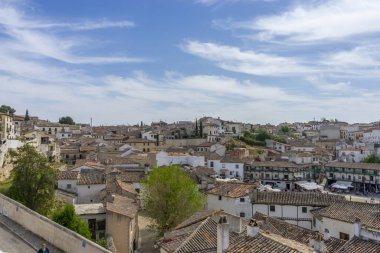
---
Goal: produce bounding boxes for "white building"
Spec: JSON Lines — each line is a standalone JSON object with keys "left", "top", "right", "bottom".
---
{"left": 251, "top": 191, "right": 345, "bottom": 230}
{"left": 208, "top": 156, "right": 244, "bottom": 180}
{"left": 206, "top": 182, "right": 257, "bottom": 218}
{"left": 154, "top": 150, "right": 205, "bottom": 167}
{"left": 311, "top": 201, "right": 380, "bottom": 242}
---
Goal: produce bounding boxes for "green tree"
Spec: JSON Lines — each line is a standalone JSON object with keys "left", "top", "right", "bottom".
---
{"left": 362, "top": 154, "right": 380, "bottom": 163}
{"left": 59, "top": 116, "right": 75, "bottom": 125}
{"left": 8, "top": 145, "right": 57, "bottom": 215}
{"left": 24, "top": 109, "right": 30, "bottom": 121}
{"left": 52, "top": 204, "right": 91, "bottom": 239}
{"left": 142, "top": 166, "right": 205, "bottom": 235}
{"left": 195, "top": 118, "right": 198, "bottom": 137}
{"left": 199, "top": 120, "right": 203, "bottom": 137}
{"left": 280, "top": 125, "right": 289, "bottom": 133}
{"left": 0, "top": 105, "right": 16, "bottom": 114}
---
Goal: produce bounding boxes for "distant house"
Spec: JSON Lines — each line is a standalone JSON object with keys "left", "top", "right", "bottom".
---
{"left": 206, "top": 182, "right": 258, "bottom": 218}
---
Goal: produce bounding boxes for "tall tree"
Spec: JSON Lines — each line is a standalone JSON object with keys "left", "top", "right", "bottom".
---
{"left": 8, "top": 145, "right": 57, "bottom": 215}
{"left": 24, "top": 109, "right": 30, "bottom": 121}
{"left": 0, "top": 105, "right": 16, "bottom": 114}
{"left": 52, "top": 204, "right": 91, "bottom": 239}
{"left": 59, "top": 116, "right": 75, "bottom": 125}
{"left": 199, "top": 120, "right": 203, "bottom": 138}
{"left": 141, "top": 166, "right": 205, "bottom": 235}
{"left": 195, "top": 118, "right": 198, "bottom": 137}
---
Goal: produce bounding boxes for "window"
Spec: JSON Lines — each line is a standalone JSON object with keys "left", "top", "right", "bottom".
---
{"left": 210, "top": 161, "right": 214, "bottom": 168}
{"left": 265, "top": 174, "right": 270, "bottom": 179}
{"left": 270, "top": 205, "right": 275, "bottom": 212}
{"left": 370, "top": 176, "right": 374, "bottom": 181}
{"left": 284, "top": 175, "right": 289, "bottom": 180}
{"left": 230, "top": 171, "right": 233, "bottom": 176}
{"left": 339, "top": 232, "right": 349, "bottom": 240}
{"left": 218, "top": 195, "right": 222, "bottom": 201}
{"left": 88, "top": 185, "right": 91, "bottom": 189}
{"left": 67, "top": 184, "right": 72, "bottom": 189}
{"left": 302, "top": 207, "right": 307, "bottom": 213}
{"left": 240, "top": 198, "right": 245, "bottom": 202}
{"left": 239, "top": 212, "right": 245, "bottom": 217}
{"left": 235, "top": 164, "right": 239, "bottom": 169}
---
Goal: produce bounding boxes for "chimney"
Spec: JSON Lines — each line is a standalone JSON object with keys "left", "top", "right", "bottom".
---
{"left": 144, "top": 164, "right": 150, "bottom": 175}
{"left": 310, "top": 234, "right": 326, "bottom": 253}
{"left": 247, "top": 219, "right": 260, "bottom": 237}
{"left": 323, "top": 229, "right": 330, "bottom": 241}
{"left": 217, "top": 216, "right": 229, "bottom": 253}
{"left": 354, "top": 218, "right": 361, "bottom": 237}
{"left": 250, "top": 189, "right": 258, "bottom": 203}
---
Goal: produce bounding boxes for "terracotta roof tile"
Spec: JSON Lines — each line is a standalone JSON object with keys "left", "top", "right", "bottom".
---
{"left": 252, "top": 192, "right": 345, "bottom": 207}
{"left": 311, "top": 201, "right": 380, "bottom": 231}
{"left": 335, "top": 236, "right": 380, "bottom": 253}
{"left": 207, "top": 182, "right": 258, "bottom": 198}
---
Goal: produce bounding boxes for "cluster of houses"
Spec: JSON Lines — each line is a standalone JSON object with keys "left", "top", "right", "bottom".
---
{"left": 2, "top": 113, "right": 380, "bottom": 252}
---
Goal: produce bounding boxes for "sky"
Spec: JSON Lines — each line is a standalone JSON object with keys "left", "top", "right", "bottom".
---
{"left": 1, "top": 0, "right": 380, "bottom": 125}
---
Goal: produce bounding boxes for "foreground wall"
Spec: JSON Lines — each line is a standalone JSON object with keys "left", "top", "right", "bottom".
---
{"left": 0, "top": 194, "right": 112, "bottom": 253}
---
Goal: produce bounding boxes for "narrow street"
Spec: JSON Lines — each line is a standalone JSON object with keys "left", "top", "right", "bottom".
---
{"left": 138, "top": 212, "right": 159, "bottom": 253}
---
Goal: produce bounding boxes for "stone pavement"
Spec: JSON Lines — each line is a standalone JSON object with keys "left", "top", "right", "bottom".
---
{"left": 0, "top": 214, "right": 64, "bottom": 253}
{"left": 0, "top": 223, "right": 35, "bottom": 253}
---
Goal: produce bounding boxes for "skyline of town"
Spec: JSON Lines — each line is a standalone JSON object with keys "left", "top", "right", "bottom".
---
{"left": 1, "top": 0, "right": 380, "bottom": 124}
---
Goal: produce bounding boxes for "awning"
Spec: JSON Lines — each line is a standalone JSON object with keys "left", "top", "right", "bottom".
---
{"left": 295, "top": 181, "right": 323, "bottom": 191}
{"left": 331, "top": 181, "right": 353, "bottom": 189}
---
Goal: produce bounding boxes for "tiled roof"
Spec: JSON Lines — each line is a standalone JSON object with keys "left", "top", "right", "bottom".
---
{"left": 252, "top": 192, "right": 345, "bottom": 207}
{"left": 246, "top": 161, "right": 311, "bottom": 168}
{"left": 78, "top": 172, "right": 105, "bottom": 185}
{"left": 57, "top": 171, "right": 79, "bottom": 180}
{"left": 207, "top": 182, "right": 258, "bottom": 198}
{"left": 116, "top": 180, "right": 138, "bottom": 195}
{"left": 311, "top": 201, "right": 380, "bottom": 230}
{"left": 325, "top": 162, "right": 380, "bottom": 171}
{"left": 106, "top": 195, "right": 138, "bottom": 218}
{"left": 227, "top": 233, "right": 316, "bottom": 253}
{"left": 119, "top": 171, "right": 145, "bottom": 183}
{"left": 252, "top": 213, "right": 346, "bottom": 253}
{"left": 175, "top": 210, "right": 221, "bottom": 230}
{"left": 221, "top": 156, "right": 244, "bottom": 163}
{"left": 335, "top": 236, "right": 380, "bottom": 253}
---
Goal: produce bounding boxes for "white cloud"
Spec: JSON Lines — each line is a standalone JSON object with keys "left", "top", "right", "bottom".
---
{"left": 0, "top": 4, "right": 143, "bottom": 64}
{"left": 182, "top": 40, "right": 314, "bottom": 76}
{"left": 240, "top": 0, "right": 380, "bottom": 42}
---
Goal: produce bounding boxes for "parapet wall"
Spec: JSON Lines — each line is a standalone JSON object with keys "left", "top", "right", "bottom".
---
{"left": 0, "top": 193, "right": 112, "bottom": 253}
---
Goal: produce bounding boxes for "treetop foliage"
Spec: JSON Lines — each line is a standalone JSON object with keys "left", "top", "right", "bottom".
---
{"left": 52, "top": 204, "right": 92, "bottom": 239}
{"left": 8, "top": 144, "right": 57, "bottom": 215}
{"left": 59, "top": 116, "right": 75, "bottom": 125}
{"left": 141, "top": 166, "right": 205, "bottom": 235}
{"left": 0, "top": 105, "right": 16, "bottom": 114}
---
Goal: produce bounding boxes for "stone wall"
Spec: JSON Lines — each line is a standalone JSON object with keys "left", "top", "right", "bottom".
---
{"left": 0, "top": 193, "right": 112, "bottom": 253}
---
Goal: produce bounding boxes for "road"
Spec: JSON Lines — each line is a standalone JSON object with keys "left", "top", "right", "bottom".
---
{"left": 0, "top": 224, "right": 35, "bottom": 253}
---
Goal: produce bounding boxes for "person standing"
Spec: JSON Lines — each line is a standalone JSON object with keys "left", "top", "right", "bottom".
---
{"left": 37, "top": 243, "right": 50, "bottom": 253}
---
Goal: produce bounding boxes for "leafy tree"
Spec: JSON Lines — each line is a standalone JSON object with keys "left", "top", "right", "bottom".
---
{"left": 8, "top": 145, "right": 57, "bottom": 215}
{"left": 59, "top": 116, "right": 75, "bottom": 125}
{"left": 280, "top": 125, "right": 289, "bottom": 133}
{"left": 195, "top": 118, "right": 198, "bottom": 137}
{"left": 0, "top": 105, "right": 16, "bottom": 114}
{"left": 24, "top": 109, "right": 30, "bottom": 121}
{"left": 142, "top": 166, "right": 205, "bottom": 235}
{"left": 52, "top": 204, "right": 91, "bottom": 239}
{"left": 362, "top": 154, "right": 380, "bottom": 163}
{"left": 199, "top": 120, "right": 203, "bottom": 137}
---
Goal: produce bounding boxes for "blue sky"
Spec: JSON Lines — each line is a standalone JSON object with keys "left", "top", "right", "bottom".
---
{"left": 1, "top": 0, "right": 380, "bottom": 125}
